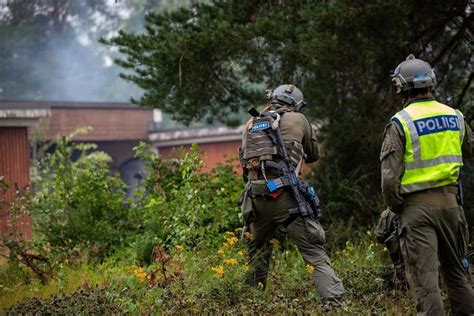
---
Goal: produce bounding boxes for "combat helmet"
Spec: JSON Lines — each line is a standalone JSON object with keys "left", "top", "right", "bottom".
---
{"left": 266, "top": 84, "right": 306, "bottom": 110}
{"left": 391, "top": 54, "right": 436, "bottom": 95}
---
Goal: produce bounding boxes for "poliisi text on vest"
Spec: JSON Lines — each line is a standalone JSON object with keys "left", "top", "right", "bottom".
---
{"left": 414, "top": 115, "right": 459, "bottom": 136}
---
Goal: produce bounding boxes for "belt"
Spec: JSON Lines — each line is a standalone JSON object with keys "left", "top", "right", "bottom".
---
{"left": 421, "top": 185, "right": 458, "bottom": 195}
{"left": 404, "top": 185, "right": 459, "bottom": 208}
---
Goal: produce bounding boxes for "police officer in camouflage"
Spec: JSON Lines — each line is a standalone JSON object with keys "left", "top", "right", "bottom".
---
{"left": 381, "top": 54, "right": 473, "bottom": 315}
{"left": 238, "top": 84, "right": 345, "bottom": 304}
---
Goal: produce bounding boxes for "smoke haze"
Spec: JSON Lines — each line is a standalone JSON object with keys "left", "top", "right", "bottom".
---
{"left": 0, "top": 0, "right": 189, "bottom": 102}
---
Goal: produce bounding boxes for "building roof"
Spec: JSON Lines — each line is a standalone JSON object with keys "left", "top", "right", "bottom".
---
{"left": 149, "top": 125, "right": 245, "bottom": 147}
{"left": 0, "top": 102, "right": 50, "bottom": 127}
{"left": 0, "top": 100, "right": 153, "bottom": 141}
{"left": 0, "top": 99, "right": 148, "bottom": 110}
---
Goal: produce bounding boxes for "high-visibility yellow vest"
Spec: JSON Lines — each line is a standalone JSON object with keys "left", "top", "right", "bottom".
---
{"left": 392, "top": 100, "right": 465, "bottom": 194}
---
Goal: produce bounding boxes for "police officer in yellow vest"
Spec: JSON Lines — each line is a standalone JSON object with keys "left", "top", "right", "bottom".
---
{"left": 239, "top": 84, "right": 345, "bottom": 305}
{"left": 381, "top": 54, "right": 473, "bottom": 315}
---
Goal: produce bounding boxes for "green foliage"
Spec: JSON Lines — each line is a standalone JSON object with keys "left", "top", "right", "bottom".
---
{"left": 30, "top": 132, "right": 131, "bottom": 259}
{"left": 104, "top": 0, "right": 473, "bottom": 229}
{"left": 132, "top": 143, "right": 242, "bottom": 264}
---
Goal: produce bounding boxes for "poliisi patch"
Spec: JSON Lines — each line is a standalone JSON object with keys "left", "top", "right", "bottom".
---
{"left": 414, "top": 115, "right": 459, "bottom": 136}
{"left": 250, "top": 121, "right": 270, "bottom": 132}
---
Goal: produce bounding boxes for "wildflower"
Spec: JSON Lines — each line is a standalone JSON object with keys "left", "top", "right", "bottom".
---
{"left": 243, "top": 231, "right": 254, "bottom": 241}
{"left": 269, "top": 238, "right": 279, "bottom": 246}
{"left": 238, "top": 250, "right": 245, "bottom": 257}
{"left": 135, "top": 272, "right": 147, "bottom": 283}
{"left": 211, "top": 266, "right": 225, "bottom": 278}
{"left": 224, "top": 231, "right": 236, "bottom": 238}
{"left": 127, "top": 266, "right": 147, "bottom": 283}
{"left": 224, "top": 258, "right": 238, "bottom": 266}
{"left": 175, "top": 245, "right": 184, "bottom": 253}
{"left": 242, "top": 264, "right": 249, "bottom": 271}
{"left": 224, "top": 236, "right": 239, "bottom": 248}
{"left": 218, "top": 249, "right": 225, "bottom": 256}
{"left": 306, "top": 264, "right": 314, "bottom": 274}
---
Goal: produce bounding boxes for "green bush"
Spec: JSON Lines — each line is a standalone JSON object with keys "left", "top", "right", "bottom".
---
{"left": 132, "top": 143, "right": 243, "bottom": 264}
{"left": 30, "top": 133, "right": 131, "bottom": 259}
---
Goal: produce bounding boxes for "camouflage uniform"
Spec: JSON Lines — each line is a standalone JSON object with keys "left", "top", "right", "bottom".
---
{"left": 240, "top": 105, "right": 345, "bottom": 303}
{"left": 380, "top": 99, "right": 474, "bottom": 315}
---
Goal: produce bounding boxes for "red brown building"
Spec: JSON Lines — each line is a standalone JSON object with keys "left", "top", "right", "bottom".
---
{"left": 0, "top": 99, "right": 245, "bottom": 238}
{"left": 149, "top": 125, "right": 244, "bottom": 173}
{"left": 0, "top": 105, "right": 50, "bottom": 239}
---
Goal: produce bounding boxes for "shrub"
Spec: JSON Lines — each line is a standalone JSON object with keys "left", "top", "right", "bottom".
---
{"left": 132, "top": 143, "right": 243, "bottom": 264}
{"left": 30, "top": 132, "right": 131, "bottom": 259}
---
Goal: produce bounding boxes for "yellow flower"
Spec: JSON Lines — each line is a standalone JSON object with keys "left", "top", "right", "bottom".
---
{"left": 238, "top": 250, "right": 245, "bottom": 257}
{"left": 211, "top": 265, "right": 225, "bottom": 278}
{"left": 242, "top": 264, "right": 249, "bottom": 271}
{"left": 175, "top": 245, "right": 184, "bottom": 253}
{"left": 224, "top": 258, "right": 238, "bottom": 266}
{"left": 224, "top": 231, "right": 236, "bottom": 238}
{"left": 136, "top": 272, "right": 147, "bottom": 283}
{"left": 224, "top": 236, "right": 239, "bottom": 248}
{"left": 306, "top": 264, "right": 314, "bottom": 274}
{"left": 269, "top": 238, "right": 279, "bottom": 246}
{"left": 126, "top": 266, "right": 147, "bottom": 283}
{"left": 218, "top": 249, "right": 225, "bottom": 256}
{"left": 243, "top": 232, "right": 254, "bottom": 241}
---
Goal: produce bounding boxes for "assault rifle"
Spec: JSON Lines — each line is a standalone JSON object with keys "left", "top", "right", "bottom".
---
{"left": 248, "top": 107, "right": 321, "bottom": 219}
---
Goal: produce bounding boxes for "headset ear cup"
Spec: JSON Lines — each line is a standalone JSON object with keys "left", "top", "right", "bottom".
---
{"left": 265, "top": 89, "right": 273, "bottom": 100}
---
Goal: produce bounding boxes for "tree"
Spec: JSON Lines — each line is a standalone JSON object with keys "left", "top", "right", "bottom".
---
{"left": 104, "top": 0, "right": 473, "bottom": 230}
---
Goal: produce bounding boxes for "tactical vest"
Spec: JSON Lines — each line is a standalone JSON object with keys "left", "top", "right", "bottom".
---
{"left": 392, "top": 100, "right": 464, "bottom": 194}
{"left": 241, "top": 112, "right": 304, "bottom": 175}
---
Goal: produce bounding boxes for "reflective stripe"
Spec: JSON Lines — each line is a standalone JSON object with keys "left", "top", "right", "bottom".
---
{"left": 405, "top": 155, "right": 463, "bottom": 170}
{"left": 399, "top": 110, "right": 421, "bottom": 160}
{"left": 455, "top": 110, "right": 464, "bottom": 144}
{"left": 400, "top": 174, "right": 459, "bottom": 194}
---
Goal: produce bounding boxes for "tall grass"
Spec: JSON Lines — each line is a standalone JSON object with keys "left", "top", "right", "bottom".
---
{"left": 2, "top": 232, "right": 415, "bottom": 315}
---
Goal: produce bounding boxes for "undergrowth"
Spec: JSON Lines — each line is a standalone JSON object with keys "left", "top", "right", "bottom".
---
{"left": 1, "top": 231, "right": 415, "bottom": 315}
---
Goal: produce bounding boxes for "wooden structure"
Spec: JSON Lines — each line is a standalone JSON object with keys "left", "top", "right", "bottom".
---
{"left": 0, "top": 106, "right": 50, "bottom": 239}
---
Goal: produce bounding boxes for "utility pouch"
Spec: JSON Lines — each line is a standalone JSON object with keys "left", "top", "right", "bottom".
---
{"left": 298, "top": 180, "right": 321, "bottom": 218}
{"left": 239, "top": 182, "right": 255, "bottom": 226}
{"left": 375, "top": 208, "right": 399, "bottom": 244}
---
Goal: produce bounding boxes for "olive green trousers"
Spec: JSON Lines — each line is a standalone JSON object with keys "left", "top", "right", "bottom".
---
{"left": 246, "top": 185, "right": 345, "bottom": 302}
{"left": 399, "top": 192, "right": 474, "bottom": 315}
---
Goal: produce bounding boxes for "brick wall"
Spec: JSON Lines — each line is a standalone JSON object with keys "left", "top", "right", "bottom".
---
{"left": 158, "top": 140, "right": 242, "bottom": 173}
{"left": 46, "top": 107, "right": 153, "bottom": 141}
